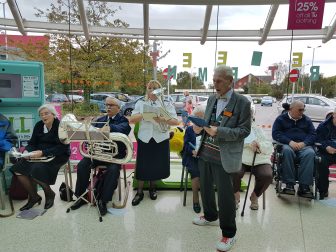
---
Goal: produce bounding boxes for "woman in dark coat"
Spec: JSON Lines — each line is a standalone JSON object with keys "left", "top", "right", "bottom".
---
{"left": 11, "top": 104, "right": 70, "bottom": 210}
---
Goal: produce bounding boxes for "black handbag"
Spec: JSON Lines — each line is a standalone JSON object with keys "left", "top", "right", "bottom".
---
{"left": 59, "top": 182, "right": 73, "bottom": 201}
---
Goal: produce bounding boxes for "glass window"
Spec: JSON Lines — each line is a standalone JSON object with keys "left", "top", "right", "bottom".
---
{"left": 116, "top": 94, "right": 128, "bottom": 102}
{"left": 170, "top": 95, "right": 178, "bottom": 102}
{"left": 308, "top": 97, "right": 326, "bottom": 106}
{"left": 295, "top": 97, "right": 307, "bottom": 104}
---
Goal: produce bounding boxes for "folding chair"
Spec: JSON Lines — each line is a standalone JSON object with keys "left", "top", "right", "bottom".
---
{"left": 0, "top": 153, "right": 14, "bottom": 217}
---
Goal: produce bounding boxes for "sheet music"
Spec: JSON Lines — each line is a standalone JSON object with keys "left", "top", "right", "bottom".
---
{"left": 142, "top": 103, "right": 173, "bottom": 122}
{"left": 9, "top": 148, "right": 34, "bottom": 158}
{"left": 188, "top": 136, "right": 202, "bottom": 152}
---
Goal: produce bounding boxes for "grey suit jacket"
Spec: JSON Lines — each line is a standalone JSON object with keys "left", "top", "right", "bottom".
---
{"left": 201, "top": 92, "right": 251, "bottom": 173}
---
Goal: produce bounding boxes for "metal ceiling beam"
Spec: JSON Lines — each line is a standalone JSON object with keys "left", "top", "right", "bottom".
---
{"left": 200, "top": 5, "right": 212, "bottom": 45}
{"left": 77, "top": 0, "right": 90, "bottom": 40}
{"left": 0, "top": 18, "right": 330, "bottom": 38}
{"left": 0, "top": 19, "right": 329, "bottom": 38}
{"left": 322, "top": 16, "right": 336, "bottom": 43}
{"left": 99, "top": 0, "right": 336, "bottom": 5}
{"left": 258, "top": 4, "right": 279, "bottom": 45}
{"left": 6, "top": 0, "right": 26, "bottom": 35}
{"left": 143, "top": 3, "right": 149, "bottom": 44}
{"left": 1, "top": 25, "right": 334, "bottom": 42}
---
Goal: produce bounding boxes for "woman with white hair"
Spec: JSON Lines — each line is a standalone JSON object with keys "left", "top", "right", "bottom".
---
{"left": 129, "top": 80, "right": 179, "bottom": 206}
{"left": 182, "top": 105, "right": 205, "bottom": 213}
{"left": 11, "top": 104, "right": 70, "bottom": 210}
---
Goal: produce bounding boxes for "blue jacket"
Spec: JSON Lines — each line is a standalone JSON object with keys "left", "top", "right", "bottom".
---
{"left": 272, "top": 112, "right": 316, "bottom": 146}
{"left": 182, "top": 126, "right": 197, "bottom": 169}
{"left": 0, "top": 114, "right": 17, "bottom": 167}
{"left": 316, "top": 116, "right": 336, "bottom": 152}
{"left": 93, "top": 113, "right": 131, "bottom": 158}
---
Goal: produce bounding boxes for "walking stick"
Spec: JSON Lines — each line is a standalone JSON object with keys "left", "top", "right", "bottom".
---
{"left": 241, "top": 151, "right": 257, "bottom": 217}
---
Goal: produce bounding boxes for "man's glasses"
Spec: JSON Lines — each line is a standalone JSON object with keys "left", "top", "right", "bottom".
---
{"left": 105, "top": 103, "right": 118, "bottom": 108}
{"left": 298, "top": 108, "right": 305, "bottom": 112}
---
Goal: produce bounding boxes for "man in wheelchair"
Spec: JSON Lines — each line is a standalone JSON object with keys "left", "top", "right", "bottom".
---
{"left": 272, "top": 100, "right": 316, "bottom": 198}
{"left": 315, "top": 108, "right": 336, "bottom": 200}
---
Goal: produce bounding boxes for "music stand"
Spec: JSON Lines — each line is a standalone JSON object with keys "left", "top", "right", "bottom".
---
{"left": 66, "top": 161, "right": 104, "bottom": 222}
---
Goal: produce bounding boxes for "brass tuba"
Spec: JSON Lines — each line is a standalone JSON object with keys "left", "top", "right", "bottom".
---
{"left": 58, "top": 114, "right": 133, "bottom": 164}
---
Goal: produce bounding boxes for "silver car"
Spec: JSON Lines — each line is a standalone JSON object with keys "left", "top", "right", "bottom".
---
{"left": 277, "top": 94, "right": 336, "bottom": 121}
{"left": 243, "top": 94, "right": 256, "bottom": 120}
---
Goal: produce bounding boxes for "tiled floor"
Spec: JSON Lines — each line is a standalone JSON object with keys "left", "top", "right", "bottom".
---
{"left": 1, "top": 167, "right": 336, "bottom": 252}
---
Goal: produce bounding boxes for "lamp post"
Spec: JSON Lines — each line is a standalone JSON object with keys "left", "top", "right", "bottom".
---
{"left": 190, "top": 67, "right": 197, "bottom": 90}
{"left": 307, "top": 45, "right": 321, "bottom": 94}
{"left": 300, "top": 63, "right": 309, "bottom": 94}
{"left": 1, "top": 1, "right": 7, "bottom": 60}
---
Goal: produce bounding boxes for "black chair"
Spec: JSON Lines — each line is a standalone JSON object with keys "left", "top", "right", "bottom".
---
{"left": 180, "top": 165, "right": 190, "bottom": 207}
{"left": 0, "top": 153, "right": 14, "bottom": 217}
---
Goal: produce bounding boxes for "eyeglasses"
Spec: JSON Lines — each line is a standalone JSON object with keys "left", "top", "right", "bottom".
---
{"left": 298, "top": 108, "right": 305, "bottom": 112}
{"left": 105, "top": 103, "right": 118, "bottom": 108}
{"left": 40, "top": 112, "right": 51, "bottom": 117}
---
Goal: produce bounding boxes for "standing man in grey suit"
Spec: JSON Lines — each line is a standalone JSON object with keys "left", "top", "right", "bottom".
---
{"left": 192, "top": 65, "right": 251, "bottom": 251}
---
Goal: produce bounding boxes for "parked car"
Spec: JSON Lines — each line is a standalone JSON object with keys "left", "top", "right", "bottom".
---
{"left": 67, "top": 94, "right": 84, "bottom": 103}
{"left": 243, "top": 94, "right": 256, "bottom": 120}
{"left": 121, "top": 96, "right": 144, "bottom": 116}
{"left": 120, "top": 95, "right": 175, "bottom": 116}
{"left": 170, "top": 94, "right": 202, "bottom": 114}
{"left": 261, "top": 96, "right": 273, "bottom": 106}
{"left": 90, "top": 92, "right": 130, "bottom": 112}
{"left": 46, "top": 93, "right": 69, "bottom": 103}
{"left": 197, "top": 96, "right": 209, "bottom": 108}
{"left": 277, "top": 94, "right": 336, "bottom": 121}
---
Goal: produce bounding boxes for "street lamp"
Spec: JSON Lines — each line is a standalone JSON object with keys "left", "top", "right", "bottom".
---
{"left": 1, "top": 1, "right": 7, "bottom": 60}
{"left": 190, "top": 67, "right": 197, "bottom": 90}
{"left": 300, "top": 63, "right": 309, "bottom": 93}
{"left": 307, "top": 45, "right": 321, "bottom": 94}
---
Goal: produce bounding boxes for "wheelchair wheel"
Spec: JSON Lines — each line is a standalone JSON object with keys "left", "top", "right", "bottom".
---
{"left": 275, "top": 180, "right": 281, "bottom": 196}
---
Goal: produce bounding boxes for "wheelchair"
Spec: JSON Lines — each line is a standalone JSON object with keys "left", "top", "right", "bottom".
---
{"left": 271, "top": 141, "right": 320, "bottom": 200}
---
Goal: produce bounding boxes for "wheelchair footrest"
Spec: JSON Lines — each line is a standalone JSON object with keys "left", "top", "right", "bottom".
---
{"left": 297, "top": 191, "right": 314, "bottom": 199}
{"left": 281, "top": 188, "right": 296, "bottom": 195}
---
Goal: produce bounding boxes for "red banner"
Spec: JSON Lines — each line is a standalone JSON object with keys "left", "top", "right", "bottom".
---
{"left": 287, "top": 0, "right": 325, "bottom": 30}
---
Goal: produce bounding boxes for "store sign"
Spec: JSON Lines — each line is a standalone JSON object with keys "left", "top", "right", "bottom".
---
{"left": 287, "top": 0, "right": 325, "bottom": 30}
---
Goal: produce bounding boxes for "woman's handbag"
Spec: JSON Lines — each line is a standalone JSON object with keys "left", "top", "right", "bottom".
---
{"left": 59, "top": 182, "right": 74, "bottom": 201}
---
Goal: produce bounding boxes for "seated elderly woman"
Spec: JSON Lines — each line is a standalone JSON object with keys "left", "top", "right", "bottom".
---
{"left": 182, "top": 106, "right": 205, "bottom": 213}
{"left": 232, "top": 121, "right": 273, "bottom": 210}
{"left": 11, "top": 104, "right": 70, "bottom": 210}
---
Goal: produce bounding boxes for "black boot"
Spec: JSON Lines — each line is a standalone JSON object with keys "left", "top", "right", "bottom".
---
{"left": 70, "top": 199, "right": 87, "bottom": 210}
{"left": 132, "top": 192, "right": 144, "bottom": 206}
{"left": 98, "top": 200, "right": 107, "bottom": 216}
{"left": 44, "top": 190, "right": 56, "bottom": 209}
{"left": 149, "top": 188, "right": 157, "bottom": 200}
{"left": 20, "top": 195, "right": 42, "bottom": 211}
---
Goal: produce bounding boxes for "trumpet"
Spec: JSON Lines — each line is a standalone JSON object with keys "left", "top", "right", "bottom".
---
{"left": 58, "top": 114, "right": 133, "bottom": 164}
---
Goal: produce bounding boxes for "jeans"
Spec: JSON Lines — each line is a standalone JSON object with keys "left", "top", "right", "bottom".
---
{"left": 281, "top": 145, "right": 315, "bottom": 186}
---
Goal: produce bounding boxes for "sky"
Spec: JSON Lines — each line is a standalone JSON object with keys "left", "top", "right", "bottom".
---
{"left": 5, "top": 1, "right": 336, "bottom": 86}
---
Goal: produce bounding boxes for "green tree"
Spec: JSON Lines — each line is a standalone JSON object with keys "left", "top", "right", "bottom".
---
{"left": 6, "top": 0, "right": 152, "bottom": 100}
{"left": 173, "top": 71, "right": 205, "bottom": 92}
